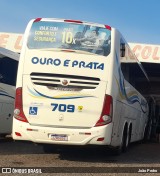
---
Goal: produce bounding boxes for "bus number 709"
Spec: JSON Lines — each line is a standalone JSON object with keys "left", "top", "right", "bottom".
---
{"left": 51, "top": 103, "right": 75, "bottom": 113}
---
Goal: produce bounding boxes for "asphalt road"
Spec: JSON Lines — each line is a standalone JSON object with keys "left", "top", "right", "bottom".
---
{"left": 0, "top": 137, "right": 160, "bottom": 175}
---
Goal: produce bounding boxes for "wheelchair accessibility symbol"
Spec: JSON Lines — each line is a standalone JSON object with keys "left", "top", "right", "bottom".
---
{"left": 29, "top": 107, "right": 38, "bottom": 115}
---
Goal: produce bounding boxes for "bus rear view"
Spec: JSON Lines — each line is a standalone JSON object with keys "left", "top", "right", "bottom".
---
{"left": 12, "top": 18, "right": 114, "bottom": 147}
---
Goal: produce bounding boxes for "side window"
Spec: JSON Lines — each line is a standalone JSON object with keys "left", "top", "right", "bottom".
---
{"left": 120, "top": 40, "right": 135, "bottom": 87}
{"left": 120, "top": 41, "right": 148, "bottom": 94}
{"left": 121, "top": 63, "right": 129, "bottom": 82}
{"left": 119, "top": 38, "right": 149, "bottom": 95}
{"left": 0, "top": 57, "right": 18, "bottom": 86}
{"left": 121, "top": 63, "right": 136, "bottom": 87}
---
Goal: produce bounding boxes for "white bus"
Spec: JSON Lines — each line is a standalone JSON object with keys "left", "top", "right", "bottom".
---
{"left": 12, "top": 18, "right": 149, "bottom": 153}
{"left": 0, "top": 47, "right": 19, "bottom": 137}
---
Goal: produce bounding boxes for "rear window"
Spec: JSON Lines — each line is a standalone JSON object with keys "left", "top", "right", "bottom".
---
{"left": 27, "top": 21, "right": 111, "bottom": 56}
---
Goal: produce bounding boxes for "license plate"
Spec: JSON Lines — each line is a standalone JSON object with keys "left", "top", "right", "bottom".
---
{"left": 50, "top": 134, "right": 68, "bottom": 141}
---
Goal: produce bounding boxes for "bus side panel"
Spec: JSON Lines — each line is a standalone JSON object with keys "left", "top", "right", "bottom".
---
{"left": 106, "top": 30, "right": 123, "bottom": 147}
{"left": 109, "top": 30, "right": 148, "bottom": 147}
{"left": 110, "top": 100, "right": 123, "bottom": 147}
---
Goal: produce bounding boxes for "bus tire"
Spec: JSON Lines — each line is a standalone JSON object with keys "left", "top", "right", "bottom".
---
{"left": 144, "top": 119, "right": 152, "bottom": 141}
{"left": 112, "top": 125, "right": 129, "bottom": 155}
{"left": 127, "top": 125, "right": 132, "bottom": 147}
{"left": 122, "top": 124, "right": 129, "bottom": 152}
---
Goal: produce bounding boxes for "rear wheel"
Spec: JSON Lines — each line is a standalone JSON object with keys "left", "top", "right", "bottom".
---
{"left": 112, "top": 125, "right": 129, "bottom": 155}
{"left": 122, "top": 127, "right": 129, "bottom": 152}
{"left": 144, "top": 119, "right": 153, "bottom": 141}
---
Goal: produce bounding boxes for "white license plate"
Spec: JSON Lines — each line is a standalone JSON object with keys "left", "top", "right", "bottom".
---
{"left": 50, "top": 134, "right": 68, "bottom": 141}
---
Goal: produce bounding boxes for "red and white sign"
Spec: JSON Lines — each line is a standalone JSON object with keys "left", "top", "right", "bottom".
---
{"left": 129, "top": 43, "right": 160, "bottom": 63}
{"left": 0, "top": 32, "right": 160, "bottom": 63}
{"left": 0, "top": 32, "right": 23, "bottom": 53}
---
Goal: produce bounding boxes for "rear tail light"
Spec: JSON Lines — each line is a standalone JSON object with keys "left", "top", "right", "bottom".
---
{"left": 95, "top": 94, "right": 113, "bottom": 127}
{"left": 14, "top": 87, "right": 28, "bottom": 123}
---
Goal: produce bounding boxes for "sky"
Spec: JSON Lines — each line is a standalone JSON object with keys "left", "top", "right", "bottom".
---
{"left": 0, "top": 0, "right": 160, "bottom": 45}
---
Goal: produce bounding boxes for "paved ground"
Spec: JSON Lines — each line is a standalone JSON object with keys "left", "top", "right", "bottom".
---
{"left": 0, "top": 137, "right": 160, "bottom": 175}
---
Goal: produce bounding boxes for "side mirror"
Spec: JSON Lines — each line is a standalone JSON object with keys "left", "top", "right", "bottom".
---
{"left": 120, "top": 43, "right": 125, "bottom": 57}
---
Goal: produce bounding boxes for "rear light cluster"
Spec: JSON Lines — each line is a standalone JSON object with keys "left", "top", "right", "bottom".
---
{"left": 95, "top": 94, "right": 113, "bottom": 127}
{"left": 14, "top": 87, "right": 28, "bottom": 123}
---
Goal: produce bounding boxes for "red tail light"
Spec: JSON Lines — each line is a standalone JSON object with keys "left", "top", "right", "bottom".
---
{"left": 95, "top": 95, "right": 113, "bottom": 127}
{"left": 14, "top": 87, "right": 28, "bottom": 123}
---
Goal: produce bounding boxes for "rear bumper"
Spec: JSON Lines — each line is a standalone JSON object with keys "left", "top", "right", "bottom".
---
{"left": 12, "top": 118, "right": 113, "bottom": 145}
